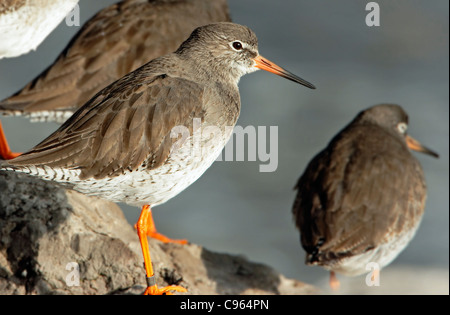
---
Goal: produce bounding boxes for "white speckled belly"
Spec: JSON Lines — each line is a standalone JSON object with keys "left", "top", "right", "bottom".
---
{"left": 6, "top": 124, "right": 233, "bottom": 208}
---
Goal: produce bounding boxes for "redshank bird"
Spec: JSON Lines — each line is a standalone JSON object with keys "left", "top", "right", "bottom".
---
{"left": 0, "top": 0, "right": 79, "bottom": 59}
{"left": 0, "top": 0, "right": 230, "bottom": 159}
{"left": 1, "top": 22, "right": 315, "bottom": 295}
{"left": 292, "top": 104, "right": 438, "bottom": 290}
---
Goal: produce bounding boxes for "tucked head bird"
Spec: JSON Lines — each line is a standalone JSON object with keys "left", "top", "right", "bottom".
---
{"left": 1, "top": 22, "right": 315, "bottom": 295}
{"left": 292, "top": 104, "right": 438, "bottom": 290}
{"left": 0, "top": 0, "right": 231, "bottom": 159}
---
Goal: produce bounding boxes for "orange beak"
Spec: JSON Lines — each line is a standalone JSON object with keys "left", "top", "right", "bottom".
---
{"left": 253, "top": 55, "right": 316, "bottom": 89}
{"left": 406, "top": 135, "right": 439, "bottom": 158}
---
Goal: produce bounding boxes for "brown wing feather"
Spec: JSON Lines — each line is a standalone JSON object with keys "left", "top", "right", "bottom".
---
{"left": 0, "top": 0, "right": 230, "bottom": 118}
{"left": 8, "top": 68, "right": 205, "bottom": 180}
{"left": 293, "top": 125, "right": 426, "bottom": 264}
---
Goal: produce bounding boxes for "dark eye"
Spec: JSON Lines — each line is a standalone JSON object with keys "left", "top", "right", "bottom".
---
{"left": 232, "top": 41, "right": 243, "bottom": 50}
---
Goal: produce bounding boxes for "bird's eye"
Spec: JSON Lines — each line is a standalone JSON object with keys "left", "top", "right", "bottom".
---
{"left": 232, "top": 41, "right": 243, "bottom": 51}
{"left": 397, "top": 122, "right": 408, "bottom": 134}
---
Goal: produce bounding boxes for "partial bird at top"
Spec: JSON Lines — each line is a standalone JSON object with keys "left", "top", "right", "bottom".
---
{"left": 0, "top": 0, "right": 79, "bottom": 59}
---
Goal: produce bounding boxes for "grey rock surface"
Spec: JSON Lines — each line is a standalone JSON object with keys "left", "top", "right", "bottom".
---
{"left": 0, "top": 171, "right": 317, "bottom": 295}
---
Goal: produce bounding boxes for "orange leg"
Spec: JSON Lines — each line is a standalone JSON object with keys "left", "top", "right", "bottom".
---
{"left": 134, "top": 206, "right": 187, "bottom": 245}
{"left": 136, "top": 205, "right": 187, "bottom": 295}
{"left": 329, "top": 271, "right": 340, "bottom": 291}
{"left": 371, "top": 268, "right": 380, "bottom": 283}
{"left": 0, "top": 120, "right": 21, "bottom": 160}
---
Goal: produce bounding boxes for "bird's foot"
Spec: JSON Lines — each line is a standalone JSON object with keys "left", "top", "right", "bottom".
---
{"left": 144, "top": 284, "right": 187, "bottom": 295}
{"left": 134, "top": 207, "right": 188, "bottom": 244}
{"left": 146, "top": 230, "right": 188, "bottom": 245}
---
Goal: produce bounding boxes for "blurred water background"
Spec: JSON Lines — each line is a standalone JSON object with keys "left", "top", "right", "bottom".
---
{"left": 0, "top": 0, "right": 448, "bottom": 294}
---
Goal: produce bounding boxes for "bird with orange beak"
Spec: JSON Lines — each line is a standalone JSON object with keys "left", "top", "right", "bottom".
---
{"left": 293, "top": 104, "right": 438, "bottom": 291}
{"left": 1, "top": 22, "right": 315, "bottom": 294}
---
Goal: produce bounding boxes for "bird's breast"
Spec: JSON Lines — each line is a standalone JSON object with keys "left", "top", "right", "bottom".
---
{"left": 51, "top": 119, "right": 236, "bottom": 207}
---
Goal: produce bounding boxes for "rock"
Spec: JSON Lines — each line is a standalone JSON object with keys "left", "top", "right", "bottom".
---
{"left": 0, "top": 171, "right": 317, "bottom": 295}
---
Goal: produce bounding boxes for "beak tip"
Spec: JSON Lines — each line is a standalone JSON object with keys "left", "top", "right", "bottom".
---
{"left": 406, "top": 135, "right": 439, "bottom": 158}
{"left": 253, "top": 55, "right": 316, "bottom": 90}
{"left": 300, "top": 81, "right": 316, "bottom": 89}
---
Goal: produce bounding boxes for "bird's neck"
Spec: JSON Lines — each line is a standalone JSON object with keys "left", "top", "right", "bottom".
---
{"left": 173, "top": 52, "right": 243, "bottom": 87}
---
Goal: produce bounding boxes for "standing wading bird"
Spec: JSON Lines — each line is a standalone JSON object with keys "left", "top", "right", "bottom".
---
{"left": 1, "top": 22, "right": 316, "bottom": 295}
{"left": 292, "top": 104, "right": 438, "bottom": 291}
{"left": 0, "top": 0, "right": 231, "bottom": 159}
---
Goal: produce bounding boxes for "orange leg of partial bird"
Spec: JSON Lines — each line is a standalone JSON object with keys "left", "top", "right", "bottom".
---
{"left": 0, "top": 120, "right": 21, "bottom": 160}
{"left": 329, "top": 271, "right": 340, "bottom": 291}
{"left": 136, "top": 205, "right": 187, "bottom": 295}
{"left": 371, "top": 268, "right": 380, "bottom": 283}
{"left": 134, "top": 206, "right": 188, "bottom": 245}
